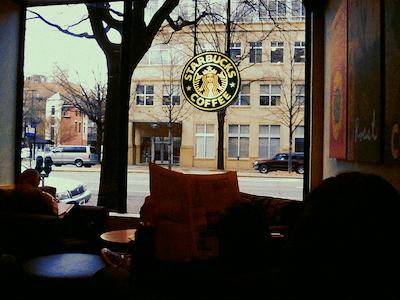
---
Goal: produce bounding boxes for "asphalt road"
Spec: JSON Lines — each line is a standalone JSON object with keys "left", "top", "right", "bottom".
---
{"left": 49, "top": 167, "right": 304, "bottom": 214}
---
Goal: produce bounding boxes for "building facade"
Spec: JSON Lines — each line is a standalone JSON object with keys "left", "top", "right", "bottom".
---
{"left": 44, "top": 93, "right": 89, "bottom": 146}
{"left": 127, "top": 0, "right": 306, "bottom": 170}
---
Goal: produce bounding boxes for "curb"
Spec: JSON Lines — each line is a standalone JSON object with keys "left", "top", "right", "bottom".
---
{"left": 50, "top": 166, "right": 303, "bottom": 179}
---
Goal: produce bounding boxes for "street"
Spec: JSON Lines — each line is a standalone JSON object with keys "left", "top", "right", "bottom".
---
{"left": 49, "top": 166, "right": 304, "bottom": 214}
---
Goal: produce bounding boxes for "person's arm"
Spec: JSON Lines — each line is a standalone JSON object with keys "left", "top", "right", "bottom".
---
{"left": 41, "top": 191, "right": 59, "bottom": 216}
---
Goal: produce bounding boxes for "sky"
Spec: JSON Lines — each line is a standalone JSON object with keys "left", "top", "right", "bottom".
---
{"left": 24, "top": 4, "right": 119, "bottom": 86}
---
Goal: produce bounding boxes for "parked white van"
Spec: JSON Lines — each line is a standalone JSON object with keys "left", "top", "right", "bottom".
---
{"left": 47, "top": 145, "right": 98, "bottom": 167}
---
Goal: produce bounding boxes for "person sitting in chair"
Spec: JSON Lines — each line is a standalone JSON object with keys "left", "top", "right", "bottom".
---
{"left": 13, "top": 168, "right": 59, "bottom": 216}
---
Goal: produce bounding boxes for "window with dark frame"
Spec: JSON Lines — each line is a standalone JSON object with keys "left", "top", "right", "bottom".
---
{"left": 271, "top": 41, "right": 284, "bottom": 63}
{"left": 232, "top": 84, "right": 251, "bottom": 106}
{"left": 294, "top": 41, "right": 305, "bottom": 63}
{"left": 249, "top": 42, "right": 262, "bottom": 63}
{"left": 230, "top": 42, "right": 241, "bottom": 62}
{"left": 291, "top": 0, "right": 305, "bottom": 20}
{"left": 136, "top": 85, "right": 154, "bottom": 106}
{"left": 295, "top": 84, "right": 305, "bottom": 105}
{"left": 260, "top": 84, "right": 281, "bottom": 106}
{"left": 162, "top": 85, "right": 180, "bottom": 106}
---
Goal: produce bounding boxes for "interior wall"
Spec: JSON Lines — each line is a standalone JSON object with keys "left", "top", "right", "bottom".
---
{"left": 0, "top": 0, "right": 23, "bottom": 185}
{"left": 322, "top": 0, "right": 400, "bottom": 190}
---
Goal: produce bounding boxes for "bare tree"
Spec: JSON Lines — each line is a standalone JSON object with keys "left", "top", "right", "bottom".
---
{"left": 28, "top": 1, "right": 208, "bottom": 211}
{"left": 51, "top": 66, "right": 106, "bottom": 162}
{"left": 192, "top": 0, "right": 287, "bottom": 169}
{"left": 260, "top": 16, "right": 305, "bottom": 173}
{"left": 278, "top": 41, "right": 305, "bottom": 173}
{"left": 132, "top": 46, "right": 193, "bottom": 169}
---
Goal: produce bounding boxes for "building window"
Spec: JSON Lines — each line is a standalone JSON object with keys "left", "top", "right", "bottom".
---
{"left": 261, "top": 0, "right": 287, "bottom": 20}
{"left": 78, "top": 122, "right": 81, "bottom": 133}
{"left": 141, "top": 44, "right": 173, "bottom": 65}
{"left": 136, "top": 85, "right": 154, "bottom": 106}
{"left": 294, "top": 125, "right": 304, "bottom": 152}
{"left": 271, "top": 41, "right": 284, "bottom": 63}
{"left": 199, "top": 41, "right": 215, "bottom": 52}
{"left": 162, "top": 85, "right": 180, "bottom": 105}
{"left": 232, "top": 84, "right": 250, "bottom": 106}
{"left": 249, "top": 42, "right": 262, "bottom": 63}
{"left": 291, "top": 0, "right": 305, "bottom": 20}
{"left": 260, "top": 84, "right": 281, "bottom": 106}
{"left": 75, "top": 121, "right": 78, "bottom": 132}
{"left": 259, "top": 125, "right": 280, "bottom": 158}
{"left": 195, "top": 124, "right": 215, "bottom": 158}
{"left": 295, "top": 84, "right": 305, "bottom": 105}
{"left": 294, "top": 41, "right": 305, "bottom": 63}
{"left": 51, "top": 106, "right": 55, "bottom": 115}
{"left": 230, "top": 42, "right": 241, "bottom": 62}
{"left": 228, "top": 124, "right": 250, "bottom": 158}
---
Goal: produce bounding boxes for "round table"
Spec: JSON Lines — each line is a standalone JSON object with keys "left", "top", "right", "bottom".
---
{"left": 100, "top": 229, "right": 136, "bottom": 245}
{"left": 100, "top": 229, "right": 136, "bottom": 252}
{"left": 22, "top": 253, "right": 106, "bottom": 299}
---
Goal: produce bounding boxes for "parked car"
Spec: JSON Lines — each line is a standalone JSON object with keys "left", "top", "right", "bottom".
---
{"left": 21, "top": 165, "right": 92, "bottom": 205}
{"left": 253, "top": 152, "right": 305, "bottom": 174}
{"left": 46, "top": 145, "right": 98, "bottom": 167}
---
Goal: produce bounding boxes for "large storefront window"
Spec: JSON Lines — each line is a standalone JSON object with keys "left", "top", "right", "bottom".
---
{"left": 23, "top": 0, "right": 306, "bottom": 213}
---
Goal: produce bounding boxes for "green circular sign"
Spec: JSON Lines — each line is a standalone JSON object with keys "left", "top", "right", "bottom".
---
{"left": 181, "top": 51, "right": 241, "bottom": 112}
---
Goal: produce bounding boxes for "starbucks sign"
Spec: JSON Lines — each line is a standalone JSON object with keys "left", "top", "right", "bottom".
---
{"left": 181, "top": 51, "right": 241, "bottom": 112}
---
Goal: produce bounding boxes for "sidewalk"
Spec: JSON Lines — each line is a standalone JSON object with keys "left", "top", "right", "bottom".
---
{"left": 47, "top": 162, "right": 303, "bottom": 179}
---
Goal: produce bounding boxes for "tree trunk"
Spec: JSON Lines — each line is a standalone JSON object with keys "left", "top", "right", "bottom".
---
{"left": 217, "top": 109, "right": 226, "bottom": 170}
{"left": 288, "top": 126, "right": 293, "bottom": 173}
{"left": 97, "top": 54, "right": 130, "bottom": 212}
{"left": 168, "top": 125, "right": 172, "bottom": 170}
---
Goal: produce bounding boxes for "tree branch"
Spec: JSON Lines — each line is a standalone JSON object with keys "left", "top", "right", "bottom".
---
{"left": 27, "top": 10, "right": 97, "bottom": 39}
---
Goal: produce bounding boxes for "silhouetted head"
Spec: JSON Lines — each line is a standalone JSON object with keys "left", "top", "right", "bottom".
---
{"left": 286, "top": 172, "right": 400, "bottom": 297}
{"left": 18, "top": 169, "right": 40, "bottom": 188}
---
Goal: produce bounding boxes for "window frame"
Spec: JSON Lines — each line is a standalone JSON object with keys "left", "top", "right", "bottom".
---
{"left": 259, "top": 124, "right": 281, "bottom": 158}
{"left": 228, "top": 124, "right": 250, "bottom": 159}
{"left": 162, "top": 84, "right": 181, "bottom": 106}
{"left": 294, "top": 41, "right": 306, "bottom": 63}
{"left": 260, "top": 83, "right": 281, "bottom": 106}
{"left": 295, "top": 84, "right": 305, "bottom": 106}
{"left": 230, "top": 42, "right": 241, "bottom": 62}
{"left": 232, "top": 84, "right": 251, "bottom": 106}
{"left": 271, "top": 41, "right": 284, "bottom": 64}
{"left": 195, "top": 124, "right": 215, "bottom": 159}
{"left": 136, "top": 85, "right": 154, "bottom": 106}
{"left": 249, "top": 42, "right": 263, "bottom": 64}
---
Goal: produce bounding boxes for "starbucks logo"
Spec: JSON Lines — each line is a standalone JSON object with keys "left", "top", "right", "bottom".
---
{"left": 181, "top": 51, "right": 241, "bottom": 111}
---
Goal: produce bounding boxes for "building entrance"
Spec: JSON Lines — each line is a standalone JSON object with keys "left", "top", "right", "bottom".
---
{"left": 154, "top": 137, "right": 168, "bottom": 163}
{"left": 140, "top": 136, "right": 181, "bottom": 164}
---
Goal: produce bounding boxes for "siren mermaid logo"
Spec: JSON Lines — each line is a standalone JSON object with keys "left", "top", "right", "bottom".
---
{"left": 181, "top": 51, "right": 241, "bottom": 111}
